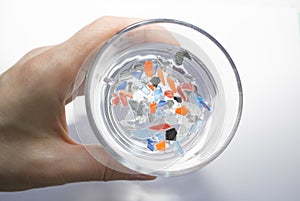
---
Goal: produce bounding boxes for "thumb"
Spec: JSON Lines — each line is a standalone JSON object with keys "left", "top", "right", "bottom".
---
{"left": 62, "top": 144, "right": 156, "bottom": 182}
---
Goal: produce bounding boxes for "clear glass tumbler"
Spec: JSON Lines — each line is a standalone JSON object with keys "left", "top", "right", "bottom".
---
{"left": 72, "top": 19, "right": 243, "bottom": 176}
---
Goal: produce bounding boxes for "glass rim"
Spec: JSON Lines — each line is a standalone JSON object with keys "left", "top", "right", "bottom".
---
{"left": 84, "top": 18, "right": 243, "bottom": 175}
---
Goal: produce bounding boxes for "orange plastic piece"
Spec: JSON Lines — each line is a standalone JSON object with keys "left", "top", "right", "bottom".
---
{"left": 155, "top": 140, "right": 166, "bottom": 151}
{"left": 167, "top": 77, "right": 177, "bottom": 93}
{"left": 148, "top": 84, "right": 155, "bottom": 91}
{"left": 150, "top": 102, "right": 157, "bottom": 114}
{"left": 175, "top": 106, "right": 190, "bottom": 116}
{"left": 157, "top": 68, "right": 165, "bottom": 85}
{"left": 164, "top": 90, "right": 174, "bottom": 98}
{"left": 144, "top": 60, "right": 154, "bottom": 77}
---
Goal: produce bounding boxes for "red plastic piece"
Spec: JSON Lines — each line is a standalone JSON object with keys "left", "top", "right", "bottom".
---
{"left": 119, "top": 92, "right": 128, "bottom": 107}
{"left": 111, "top": 94, "right": 120, "bottom": 106}
{"left": 177, "top": 86, "right": 187, "bottom": 102}
{"left": 181, "top": 82, "right": 195, "bottom": 91}
{"left": 150, "top": 123, "right": 171, "bottom": 131}
{"left": 119, "top": 90, "right": 133, "bottom": 98}
{"left": 164, "top": 90, "right": 174, "bottom": 98}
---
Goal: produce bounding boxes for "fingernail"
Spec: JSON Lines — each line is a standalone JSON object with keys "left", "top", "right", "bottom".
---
{"left": 130, "top": 174, "right": 157, "bottom": 180}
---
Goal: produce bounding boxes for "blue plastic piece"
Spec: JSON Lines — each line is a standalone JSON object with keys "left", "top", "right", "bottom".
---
{"left": 155, "top": 108, "right": 165, "bottom": 117}
{"left": 116, "top": 81, "right": 127, "bottom": 91}
{"left": 200, "top": 100, "right": 211, "bottom": 111}
{"left": 147, "top": 143, "right": 155, "bottom": 151}
{"left": 194, "top": 94, "right": 211, "bottom": 111}
{"left": 153, "top": 86, "right": 163, "bottom": 101}
{"left": 174, "top": 141, "right": 184, "bottom": 155}
{"left": 139, "top": 85, "right": 151, "bottom": 95}
{"left": 153, "top": 64, "right": 159, "bottom": 75}
{"left": 155, "top": 132, "right": 165, "bottom": 141}
{"left": 131, "top": 128, "right": 152, "bottom": 139}
{"left": 131, "top": 71, "right": 142, "bottom": 80}
{"left": 157, "top": 100, "right": 167, "bottom": 107}
{"left": 146, "top": 138, "right": 156, "bottom": 151}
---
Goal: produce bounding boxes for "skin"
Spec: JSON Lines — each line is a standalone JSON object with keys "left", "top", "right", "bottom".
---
{"left": 0, "top": 16, "right": 156, "bottom": 192}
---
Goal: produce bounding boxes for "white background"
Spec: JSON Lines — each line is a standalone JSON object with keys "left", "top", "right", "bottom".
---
{"left": 1, "top": 0, "right": 300, "bottom": 201}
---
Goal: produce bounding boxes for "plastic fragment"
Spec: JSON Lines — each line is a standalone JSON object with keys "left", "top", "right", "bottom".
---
{"left": 150, "top": 102, "right": 157, "bottom": 114}
{"left": 175, "top": 106, "right": 190, "bottom": 116}
{"left": 139, "top": 85, "right": 151, "bottom": 95}
{"left": 125, "top": 110, "right": 136, "bottom": 122}
{"left": 131, "top": 128, "right": 152, "bottom": 139}
{"left": 187, "top": 114, "right": 198, "bottom": 122}
{"left": 155, "top": 132, "right": 165, "bottom": 141}
{"left": 165, "top": 115, "right": 178, "bottom": 125}
{"left": 150, "top": 123, "right": 171, "bottom": 131}
{"left": 128, "top": 100, "right": 139, "bottom": 111}
{"left": 147, "top": 138, "right": 156, "bottom": 144}
{"left": 136, "top": 103, "right": 144, "bottom": 116}
{"left": 116, "top": 81, "right": 127, "bottom": 91}
{"left": 166, "top": 128, "right": 177, "bottom": 141}
{"left": 153, "top": 86, "right": 163, "bottom": 102}
{"left": 119, "top": 92, "right": 128, "bottom": 106}
{"left": 119, "top": 90, "right": 133, "bottom": 98}
{"left": 157, "top": 100, "right": 167, "bottom": 107}
{"left": 167, "top": 77, "right": 177, "bottom": 93}
{"left": 148, "top": 113, "right": 155, "bottom": 123}
{"left": 156, "top": 108, "right": 165, "bottom": 117}
{"left": 174, "top": 50, "right": 191, "bottom": 65}
{"left": 131, "top": 71, "right": 143, "bottom": 80}
{"left": 178, "top": 124, "right": 188, "bottom": 135}
{"left": 144, "top": 60, "right": 154, "bottom": 77}
{"left": 181, "top": 82, "right": 195, "bottom": 91}
{"left": 111, "top": 93, "right": 120, "bottom": 106}
{"left": 146, "top": 138, "right": 156, "bottom": 151}
{"left": 148, "top": 84, "right": 155, "bottom": 91}
{"left": 164, "top": 90, "right": 174, "bottom": 98}
{"left": 155, "top": 140, "right": 166, "bottom": 151}
{"left": 167, "top": 100, "right": 174, "bottom": 108}
{"left": 173, "top": 96, "right": 182, "bottom": 103}
{"left": 150, "top": 77, "right": 161, "bottom": 87}
{"left": 189, "top": 120, "right": 203, "bottom": 134}
{"left": 153, "top": 63, "right": 159, "bottom": 75}
{"left": 173, "top": 141, "right": 184, "bottom": 155}
{"left": 177, "top": 86, "right": 187, "bottom": 102}
{"left": 194, "top": 95, "right": 211, "bottom": 111}
{"left": 147, "top": 142, "right": 155, "bottom": 151}
{"left": 157, "top": 68, "right": 165, "bottom": 85}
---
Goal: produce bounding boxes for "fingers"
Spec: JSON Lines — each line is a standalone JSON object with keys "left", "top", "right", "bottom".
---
{"left": 52, "top": 16, "right": 143, "bottom": 101}
{"left": 58, "top": 16, "right": 142, "bottom": 69}
{"left": 61, "top": 144, "right": 156, "bottom": 183}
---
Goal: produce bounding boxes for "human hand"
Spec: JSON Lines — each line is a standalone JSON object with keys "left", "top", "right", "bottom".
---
{"left": 0, "top": 16, "right": 156, "bottom": 191}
